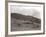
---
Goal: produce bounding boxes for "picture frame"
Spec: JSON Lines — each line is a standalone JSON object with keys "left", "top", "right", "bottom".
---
{"left": 7, "top": 1, "right": 45, "bottom": 36}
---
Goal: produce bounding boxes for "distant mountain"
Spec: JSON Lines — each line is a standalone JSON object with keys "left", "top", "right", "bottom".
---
{"left": 11, "top": 13, "right": 41, "bottom": 24}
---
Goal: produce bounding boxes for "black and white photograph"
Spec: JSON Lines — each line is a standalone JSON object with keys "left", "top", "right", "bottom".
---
{"left": 8, "top": 2, "right": 44, "bottom": 35}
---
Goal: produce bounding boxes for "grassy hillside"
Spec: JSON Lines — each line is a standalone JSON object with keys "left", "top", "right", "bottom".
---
{"left": 11, "top": 13, "right": 41, "bottom": 24}
{"left": 11, "top": 13, "right": 41, "bottom": 31}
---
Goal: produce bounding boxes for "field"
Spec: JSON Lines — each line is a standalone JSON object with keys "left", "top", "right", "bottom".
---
{"left": 11, "top": 13, "right": 41, "bottom": 31}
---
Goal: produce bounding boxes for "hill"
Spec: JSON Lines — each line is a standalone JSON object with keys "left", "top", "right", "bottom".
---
{"left": 11, "top": 13, "right": 41, "bottom": 24}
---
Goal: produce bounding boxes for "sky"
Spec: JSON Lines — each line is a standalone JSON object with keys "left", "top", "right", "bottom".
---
{"left": 10, "top": 3, "right": 43, "bottom": 19}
